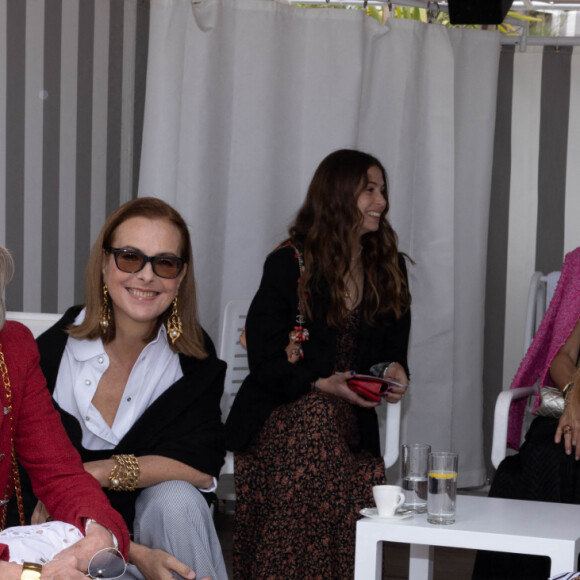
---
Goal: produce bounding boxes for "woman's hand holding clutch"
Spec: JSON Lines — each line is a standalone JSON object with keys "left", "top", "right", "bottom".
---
{"left": 346, "top": 363, "right": 408, "bottom": 403}
{"left": 316, "top": 372, "right": 379, "bottom": 408}
{"left": 381, "top": 362, "right": 409, "bottom": 403}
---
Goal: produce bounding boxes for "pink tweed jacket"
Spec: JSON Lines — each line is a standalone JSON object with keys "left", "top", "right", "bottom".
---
{"left": 507, "top": 247, "right": 580, "bottom": 449}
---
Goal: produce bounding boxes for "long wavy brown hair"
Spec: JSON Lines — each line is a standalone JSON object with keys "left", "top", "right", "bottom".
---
{"left": 288, "top": 149, "right": 411, "bottom": 327}
{"left": 69, "top": 197, "right": 207, "bottom": 359}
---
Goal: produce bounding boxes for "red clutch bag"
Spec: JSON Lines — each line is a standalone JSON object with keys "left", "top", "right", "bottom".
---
{"left": 347, "top": 375, "right": 390, "bottom": 402}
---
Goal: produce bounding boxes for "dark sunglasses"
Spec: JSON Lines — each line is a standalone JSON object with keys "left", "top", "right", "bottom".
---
{"left": 107, "top": 248, "right": 185, "bottom": 279}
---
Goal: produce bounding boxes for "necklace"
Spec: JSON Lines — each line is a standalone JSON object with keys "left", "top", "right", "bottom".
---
{"left": 346, "top": 250, "right": 362, "bottom": 298}
{"left": 278, "top": 241, "right": 310, "bottom": 357}
{"left": 345, "top": 254, "right": 364, "bottom": 300}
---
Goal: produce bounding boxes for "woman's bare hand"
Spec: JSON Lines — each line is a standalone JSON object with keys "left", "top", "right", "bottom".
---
{"left": 555, "top": 400, "right": 580, "bottom": 459}
{"left": 54, "top": 521, "right": 115, "bottom": 572}
{"left": 37, "top": 555, "right": 86, "bottom": 579}
{"left": 130, "top": 541, "right": 197, "bottom": 580}
{"left": 382, "top": 362, "right": 409, "bottom": 404}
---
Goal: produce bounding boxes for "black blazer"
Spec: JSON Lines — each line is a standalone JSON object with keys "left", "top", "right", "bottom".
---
{"left": 22, "top": 306, "right": 226, "bottom": 528}
{"left": 225, "top": 245, "right": 411, "bottom": 456}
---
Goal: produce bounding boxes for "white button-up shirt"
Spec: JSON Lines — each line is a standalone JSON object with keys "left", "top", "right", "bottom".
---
{"left": 53, "top": 309, "right": 217, "bottom": 492}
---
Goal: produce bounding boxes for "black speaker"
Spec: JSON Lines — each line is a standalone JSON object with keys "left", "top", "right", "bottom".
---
{"left": 448, "top": 0, "right": 513, "bottom": 25}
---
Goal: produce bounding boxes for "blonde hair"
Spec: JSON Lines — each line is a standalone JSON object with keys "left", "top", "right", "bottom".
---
{"left": 68, "top": 197, "right": 207, "bottom": 359}
{"left": 0, "top": 246, "right": 14, "bottom": 332}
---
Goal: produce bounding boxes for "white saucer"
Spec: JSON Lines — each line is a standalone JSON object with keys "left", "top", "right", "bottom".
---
{"left": 360, "top": 507, "right": 414, "bottom": 520}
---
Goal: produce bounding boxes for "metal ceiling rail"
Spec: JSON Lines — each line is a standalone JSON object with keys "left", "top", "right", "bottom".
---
{"left": 286, "top": 0, "right": 580, "bottom": 9}
{"left": 503, "top": 35, "right": 580, "bottom": 44}
{"left": 287, "top": 0, "right": 441, "bottom": 7}
{"left": 512, "top": 1, "right": 580, "bottom": 10}
{"left": 502, "top": 33, "right": 580, "bottom": 48}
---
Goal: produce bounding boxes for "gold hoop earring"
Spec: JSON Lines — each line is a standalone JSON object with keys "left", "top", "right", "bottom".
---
{"left": 100, "top": 284, "right": 111, "bottom": 332}
{"left": 167, "top": 297, "right": 182, "bottom": 344}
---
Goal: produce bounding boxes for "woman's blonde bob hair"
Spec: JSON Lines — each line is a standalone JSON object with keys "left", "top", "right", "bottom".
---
{"left": 69, "top": 197, "right": 207, "bottom": 359}
{"left": 0, "top": 246, "right": 14, "bottom": 332}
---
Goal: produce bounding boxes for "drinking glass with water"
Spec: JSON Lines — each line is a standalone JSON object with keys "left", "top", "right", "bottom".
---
{"left": 427, "top": 451, "right": 458, "bottom": 525}
{"left": 401, "top": 443, "right": 430, "bottom": 513}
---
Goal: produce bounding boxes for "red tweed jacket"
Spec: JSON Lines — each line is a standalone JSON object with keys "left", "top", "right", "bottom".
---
{"left": 0, "top": 321, "right": 129, "bottom": 560}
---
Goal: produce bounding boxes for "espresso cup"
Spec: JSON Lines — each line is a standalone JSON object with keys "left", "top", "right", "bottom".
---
{"left": 372, "top": 484, "right": 405, "bottom": 517}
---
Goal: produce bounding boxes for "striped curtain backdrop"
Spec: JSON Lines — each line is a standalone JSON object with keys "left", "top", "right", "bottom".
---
{"left": 483, "top": 44, "right": 580, "bottom": 469}
{"left": 0, "top": 0, "right": 149, "bottom": 314}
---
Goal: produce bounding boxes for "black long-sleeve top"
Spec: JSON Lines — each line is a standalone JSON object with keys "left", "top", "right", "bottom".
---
{"left": 18, "top": 306, "right": 226, "bottom": 529}
{"left": 225, "top": 244, "right": 411, "bottom": 456}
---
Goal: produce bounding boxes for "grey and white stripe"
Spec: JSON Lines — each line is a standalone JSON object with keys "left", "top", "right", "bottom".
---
{"left": 0, "top": 0, "right": 148, "bottom": 313}
{"left": 483, "top": 44, "right": 515, "bottom": 466}
{"left": 483, "top": 44, "right": 580, "bottom": 471}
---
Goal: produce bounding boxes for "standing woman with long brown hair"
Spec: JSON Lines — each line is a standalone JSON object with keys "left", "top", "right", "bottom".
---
{"left": 226, "top": 149, "right": 412, "bottom": 578}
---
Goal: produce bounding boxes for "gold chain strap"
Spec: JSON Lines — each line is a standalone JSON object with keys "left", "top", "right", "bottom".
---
{"left": 0, "top": 345, "right": 25, "bottom": 528}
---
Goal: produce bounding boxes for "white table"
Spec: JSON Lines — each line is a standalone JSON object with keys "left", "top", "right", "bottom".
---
{"left": 354, "top": 495, "right": 580, "bottom": 580}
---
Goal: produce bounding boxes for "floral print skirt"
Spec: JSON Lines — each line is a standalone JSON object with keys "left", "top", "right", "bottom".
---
{"left": 233, "top": 391, "right": 386, "bottom": 579}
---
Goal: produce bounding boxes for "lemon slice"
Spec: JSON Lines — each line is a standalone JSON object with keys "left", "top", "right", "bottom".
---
{"left": 429, "top": 471, "right": 457, "bottom": 479}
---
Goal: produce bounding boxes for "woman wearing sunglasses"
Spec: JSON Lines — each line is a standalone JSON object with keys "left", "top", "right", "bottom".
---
{"left": 0, "top": 245, "right": 130, "bottom": 580}
{"left": 17, "top": 198, "right": 225, "bottom": 580}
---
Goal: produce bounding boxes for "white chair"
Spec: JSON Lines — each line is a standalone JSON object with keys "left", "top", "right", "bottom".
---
{"left": 216, "top": 300, "right": 251, "bottom": 505}
{"left": 216, "top": 299, "right": 403, "bottom": 508}
{"left": 6, "top": 311, "right": 61, "bottom": 338}
{"left": 379, "top": 399, "right": 402, "bottom": 470}
{"left": 490, "top": 270, "right": 561, "bottom": 469}
{"left": 523, "top": 271, "right": 561, "bottom": 352}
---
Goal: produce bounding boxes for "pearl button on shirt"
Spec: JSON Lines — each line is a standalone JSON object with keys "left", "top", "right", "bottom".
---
{"left": 53, "top": 309, "right": 217, "bottom": 492}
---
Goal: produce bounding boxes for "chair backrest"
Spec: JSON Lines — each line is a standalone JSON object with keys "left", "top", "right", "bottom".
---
{"left": 218, "top": 299, "right": 251, "bottom": 477}
{"left": 491, "top": 269, "right": 562, "bottom": 468}
{"left": 523, "top": 271, "right": 561, "bottom": 352}
{"left": 218, "top": 300, "right": 251, "bottom": 421}
{"left": 6, "top": 311, "right": 61, "bottom": 338}
{"left": 378, "top": 400, "right": 401, "bottom": 470}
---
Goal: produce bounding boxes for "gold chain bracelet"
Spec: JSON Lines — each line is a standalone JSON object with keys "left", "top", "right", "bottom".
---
{"left": 108, "top": 454, "right": 140, "bottom": 491}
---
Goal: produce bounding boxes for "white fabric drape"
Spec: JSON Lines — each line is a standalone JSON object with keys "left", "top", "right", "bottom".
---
{"left": 139, "top": 0, "right": 501, "bottom": 487}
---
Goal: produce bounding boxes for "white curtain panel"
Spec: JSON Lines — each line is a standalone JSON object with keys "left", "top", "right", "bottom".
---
{"left": 139, "top": 0, "right": 501, "bottom": 487}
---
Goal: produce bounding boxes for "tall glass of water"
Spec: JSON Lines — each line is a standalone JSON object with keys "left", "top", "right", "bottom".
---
{"left": 401, "top": 443, "right": 430, "bottom": 513}
{"left": 427, "top": 451, "right": 458, "bottom": 525}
